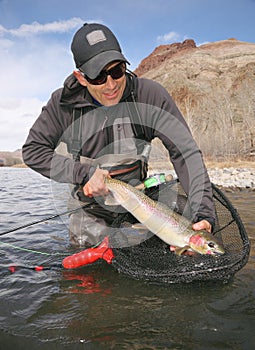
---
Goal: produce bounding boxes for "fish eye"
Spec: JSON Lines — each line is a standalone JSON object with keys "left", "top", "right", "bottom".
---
{"left": 208, "top": 242, "right": 216, "bottom": 249}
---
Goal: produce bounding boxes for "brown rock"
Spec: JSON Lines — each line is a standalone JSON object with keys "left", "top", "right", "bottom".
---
{"left": 136, "top": 39, "right": 255, "bottom": 159}
{"left": 135, "top": 39, "right": 196, "bottom": 76}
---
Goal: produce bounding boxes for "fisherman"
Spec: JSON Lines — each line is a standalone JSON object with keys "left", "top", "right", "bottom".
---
{"left": 22, "top": 23, "right": 216, "bottom": 248}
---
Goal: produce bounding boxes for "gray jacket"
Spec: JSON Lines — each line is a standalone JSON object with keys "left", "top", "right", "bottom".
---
{"left": 22, "top": 73, "right": 215, "bottom": 225}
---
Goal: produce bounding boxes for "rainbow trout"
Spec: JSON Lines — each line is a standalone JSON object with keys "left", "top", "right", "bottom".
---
{"left": 105, "top": 177, "right": 225, "bottom": 255}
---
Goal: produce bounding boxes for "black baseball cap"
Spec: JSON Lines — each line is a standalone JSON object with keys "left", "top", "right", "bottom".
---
{"left": 71, "top": 23, "right": 129, "bottom": 79}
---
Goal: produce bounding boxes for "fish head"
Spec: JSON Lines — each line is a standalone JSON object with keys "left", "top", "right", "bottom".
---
{"left": 189, "top": 231, "right": 225, "bottom": 255}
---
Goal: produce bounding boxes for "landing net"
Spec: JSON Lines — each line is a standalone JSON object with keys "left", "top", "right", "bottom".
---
{"left": 110, "top": 180, "right": 250, "bottom": 284}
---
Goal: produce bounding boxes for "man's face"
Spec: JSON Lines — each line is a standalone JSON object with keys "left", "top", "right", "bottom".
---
{"left": 75, "top": 61, "right": 127, "bottom": 106}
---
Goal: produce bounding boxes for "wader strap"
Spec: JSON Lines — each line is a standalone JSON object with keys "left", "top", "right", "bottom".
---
{"left": 125, "top": 75, "right": 150, "bottom": 156}
{"left": 125, "top": 76, "right": 146, "bottom": 139}
{"left": 71, "top": 108, "right": 83, "bottom": 161}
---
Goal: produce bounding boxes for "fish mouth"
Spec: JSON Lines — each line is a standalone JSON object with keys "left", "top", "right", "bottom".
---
{"left": 203, "top": 247, "right": 225, "bottom": 256}
{"left": 189, "top": 243, "right": 225, "bottom": 256}
{"left": 212, "top": 249, "right": 225, "bottom": 256}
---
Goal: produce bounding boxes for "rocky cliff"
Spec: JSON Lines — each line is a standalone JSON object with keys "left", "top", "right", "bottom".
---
{"left": 135, "top": 38, "right": 255, "bottom": 160}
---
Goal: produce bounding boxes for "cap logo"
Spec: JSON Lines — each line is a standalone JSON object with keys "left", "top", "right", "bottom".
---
{"left": 86, "top": 30, "right": 107, "bottom": 46}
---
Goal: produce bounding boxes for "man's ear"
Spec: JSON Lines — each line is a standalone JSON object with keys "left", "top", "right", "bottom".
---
{"left": 73, "top": 70, "right": 87, "bottom": 86}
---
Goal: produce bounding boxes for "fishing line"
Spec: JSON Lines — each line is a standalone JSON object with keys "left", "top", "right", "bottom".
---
{"left": 0, "top": 203, "right": 91, "bottom": 237}
{"left": 0, "top": 203, "right": 93, "bottom": 269}
{"left": 0, "top": 241, "right": 67, "bottom": 256}
{"left": 0, "top": 238, "right": 102, "bottom": 256}
{"left": 0, "top": 240, "right": 65, "bottom": 272}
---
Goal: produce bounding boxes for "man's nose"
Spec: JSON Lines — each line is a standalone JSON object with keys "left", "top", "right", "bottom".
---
{"left": 105, "top": 75, "right": 117, "bottom": 88}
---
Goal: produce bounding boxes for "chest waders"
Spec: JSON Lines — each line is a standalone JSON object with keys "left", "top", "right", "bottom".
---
{"left": 68, "top": 76, "right": 152, "bottom": 247}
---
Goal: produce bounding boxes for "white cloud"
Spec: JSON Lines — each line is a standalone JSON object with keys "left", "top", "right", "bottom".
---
{"left": 0, "top": 17, "right": 86, "bottom": 99}
{"left": 0, "top": 37, "right": 13, "bottom": 49}
{"left": 157, "top": 31, "right": 181, "bottom": 43}
{"left": 5, "top": 17, "right": 84, "bottom": 37}
{"left": 0, "top": 39, "right": 73, "bottom": 99}
{"left": 0, "top": 18, "right": 85, "bottom": 151}
{"left": 197, "top": 40, "right": 210, "bottom": 47}
{"left": 0, "top": 97, "right": 44, "bottom": 151}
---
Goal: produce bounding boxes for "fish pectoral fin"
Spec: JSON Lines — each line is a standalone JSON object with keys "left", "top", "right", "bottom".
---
{"left": 131, "top": 223, "right": 149, "bottom": 235}
{"left": 104, "top": 193, "right": 119, "bottom": 206}
{"left": 174, "top": 245, "right": 191, "bottom": 256}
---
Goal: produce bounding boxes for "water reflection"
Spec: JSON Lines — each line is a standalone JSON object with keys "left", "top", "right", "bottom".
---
{"left": 62, "top": 270, "right": 112, "bottom": 295}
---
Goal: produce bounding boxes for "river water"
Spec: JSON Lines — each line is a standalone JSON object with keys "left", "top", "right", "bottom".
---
{"left": 0, "top": 167, "right": 254, "bottom": 350}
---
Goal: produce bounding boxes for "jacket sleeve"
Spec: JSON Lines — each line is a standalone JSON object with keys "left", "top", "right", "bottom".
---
{"left": 22, "top": 90, "right": 90, "bottom": 185}
{"left": 137, "top": 78, "right": 216, "bottom": 225}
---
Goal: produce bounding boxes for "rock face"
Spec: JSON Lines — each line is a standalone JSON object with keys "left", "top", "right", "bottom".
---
{"left": 135, "top": 38, "right": 255, "bottom": 159}
{"left": 135, "top": 39, "right": 197, "bottom": 76}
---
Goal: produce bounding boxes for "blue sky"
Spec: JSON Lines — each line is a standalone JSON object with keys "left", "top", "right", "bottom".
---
{"left": 0, "top": 0, "right": 255, "bottom": 151}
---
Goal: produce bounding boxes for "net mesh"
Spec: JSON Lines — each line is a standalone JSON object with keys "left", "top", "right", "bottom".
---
{"left": 110, "top": 180, "right": 250, "bottom": 284}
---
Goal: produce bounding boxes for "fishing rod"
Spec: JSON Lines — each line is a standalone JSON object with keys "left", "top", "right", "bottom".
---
{"left": 0, "top": 203, "right": 91, "bottom": 237}
{"left": 1, "top": 174, "right": 172, "bottom": 238}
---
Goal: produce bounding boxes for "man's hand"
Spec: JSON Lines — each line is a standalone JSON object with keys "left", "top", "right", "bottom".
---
{"left": 83, "top": 168, "right": 109, "bottom": 198}
{"left": 192, "top": 219, "right": 212, "bottom": 233}
{"left": 170, "top": 219, "right": 212, "bottom": 255}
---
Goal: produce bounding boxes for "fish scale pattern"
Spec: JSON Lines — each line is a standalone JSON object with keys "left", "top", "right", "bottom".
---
{"left": 110, "top": 180, "right": 250, "bottom": 284}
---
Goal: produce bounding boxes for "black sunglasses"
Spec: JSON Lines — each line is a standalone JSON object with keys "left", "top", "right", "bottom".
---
{"left": 82, "top": 62, "right": 126, "bottom": 85}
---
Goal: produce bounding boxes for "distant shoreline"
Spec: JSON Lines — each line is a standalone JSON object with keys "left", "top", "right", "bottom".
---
{"left": 2, "top": 159, "right": 254, "bottom": 189}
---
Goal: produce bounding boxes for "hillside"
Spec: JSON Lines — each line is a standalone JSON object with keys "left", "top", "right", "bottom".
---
{"left": 135, "top": 38, "right": 255, "bottom": 160}
{"left": 0, "top": 150, "right": 23, "bottom": 167}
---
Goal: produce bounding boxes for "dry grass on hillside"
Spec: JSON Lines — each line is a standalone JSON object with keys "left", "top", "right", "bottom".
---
{"left": 148, "top": 157, "right": 255, "bottom": 172}
{"left": 204, "top": 159, "right": 255, "bottom": 169}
